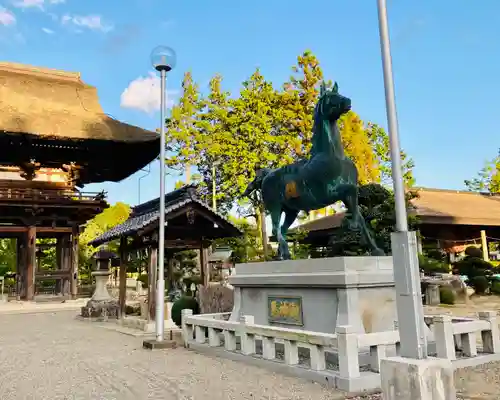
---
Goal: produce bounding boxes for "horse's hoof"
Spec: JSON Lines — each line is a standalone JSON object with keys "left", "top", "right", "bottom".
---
{"left": 372, "top": 248, "right": 385, "bottom": 256}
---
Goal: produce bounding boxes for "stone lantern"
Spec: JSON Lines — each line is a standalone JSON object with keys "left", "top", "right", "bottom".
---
{"left": 80, "top": 246, "right": 119, "bottom": 320}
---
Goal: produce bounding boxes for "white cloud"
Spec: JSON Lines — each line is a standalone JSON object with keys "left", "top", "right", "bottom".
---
{"left": 12, "top": 0, "right": 44, "bottom": 9}
{"left": 42, "top": 27, "right": 54, "bottom": 34}
{"left": 0, "top": 7, "right": 16, "bottom": 25}
{"left": 62, "top": 14, "right": 113, "bottom": 32}
{"left": 120, "top": 72, "right": 175, "bottom": 114}
{"left": 12, "top": 0, "right": 64, "bottom": 7}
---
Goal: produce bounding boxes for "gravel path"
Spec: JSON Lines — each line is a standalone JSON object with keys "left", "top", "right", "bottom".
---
{"left": 0, "top": 311, "right": 345, "bottom": 400}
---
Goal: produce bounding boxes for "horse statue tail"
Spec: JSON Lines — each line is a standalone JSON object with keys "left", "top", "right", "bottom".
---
{"left": 242, "top": 168, "right": 271, "bottom": 197}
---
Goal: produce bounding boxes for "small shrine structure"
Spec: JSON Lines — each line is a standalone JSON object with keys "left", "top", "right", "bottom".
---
{"left": 0, "top": 62, "right": 160, "bottom": 300}
{"left": 89, "top": 185, "right": 242, "bottom": 318}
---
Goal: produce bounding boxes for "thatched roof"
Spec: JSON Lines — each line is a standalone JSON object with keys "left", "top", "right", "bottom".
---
{"left": 0, "top": 62, "right": 158, "bottom": 142}
{"left": 411, "top": 188, "right": 500, "bottom": 226}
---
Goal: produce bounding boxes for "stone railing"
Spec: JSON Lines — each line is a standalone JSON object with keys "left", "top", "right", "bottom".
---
{"left": 432, "top": 311, "right": 500, "bottom": 366}
{"left": 181, "top": 310, "right": 401, "bottom": 392}
{"left": 182, "top": 309, "right": 500, "bottom": 391}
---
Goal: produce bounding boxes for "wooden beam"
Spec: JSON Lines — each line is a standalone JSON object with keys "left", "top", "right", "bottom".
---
{"left": 118, "top": 237, "right": 127, "bottom": 318}
{"left": 0, "top": 226, "right": 73, "bottom": 234}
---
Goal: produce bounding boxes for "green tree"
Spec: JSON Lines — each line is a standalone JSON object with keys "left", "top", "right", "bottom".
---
{"left": 366, "top": 123, "right": 416, "bottom": 187}
{"left": 339, "top": 112, "right": 380, "bottom": 184}
{"left": 215, "top": 216, "right": 263, "bottom": 263}
{"left": 224, "top": 69, "right": 295, "bottom": 256}
{"left": 165, "top": 71, "right": 202, "bottom": 183}
{"left": 0, "top": 239, "right": 16, "bottom": 274}
{"left": 79, "top": 202, "right": 131, "bottom": 280}
{"left": 280, "top": 50, "right": 328, "bottom": 157}
{"left": 194, "top": 74, "right": 235, "bottom": 214}
{"left": 465, "top": 150, "right": 500, "bottom": 193}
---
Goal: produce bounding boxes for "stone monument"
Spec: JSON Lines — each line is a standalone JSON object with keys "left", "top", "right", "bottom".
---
{"left": 81, "top": 247, "right": 119, "bottom": 320}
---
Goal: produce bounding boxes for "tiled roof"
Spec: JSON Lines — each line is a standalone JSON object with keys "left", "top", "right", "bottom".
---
{"left": 89, "top": 186, "right": 241, "bottom": 246}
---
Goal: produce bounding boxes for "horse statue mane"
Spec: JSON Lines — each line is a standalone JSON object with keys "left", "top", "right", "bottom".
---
{"left": 243, "top": 81, "right": 384, "bottom": 260}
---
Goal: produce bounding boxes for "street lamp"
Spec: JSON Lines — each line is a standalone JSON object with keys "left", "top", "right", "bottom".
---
{"left": 151, "top": 45, "right": 176, "bottom": 342}
{"left": 376, "top": 0, "right": 427, "bottom": 359}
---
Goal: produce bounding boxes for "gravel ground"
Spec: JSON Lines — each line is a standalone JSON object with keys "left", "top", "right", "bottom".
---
{"left": 0, "top": 311, "right": 346, "bottom": 400}
{"left": 2, "top": 311, "right": 499, "bottom": 400}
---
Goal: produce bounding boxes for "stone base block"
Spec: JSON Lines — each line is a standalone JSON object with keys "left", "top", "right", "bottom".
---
{"left": 142, "top": 339, "right": 177, "bottom": 350}
{"left": 381, "top": 356, "right": 456, "bottom": 400}
{"left": 81, "top": 299, "right": 119, "bottom": 320}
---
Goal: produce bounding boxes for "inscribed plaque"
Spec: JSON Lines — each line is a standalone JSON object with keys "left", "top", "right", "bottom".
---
{"left": 267, "top": 295, "right": 303, "bottom": 326}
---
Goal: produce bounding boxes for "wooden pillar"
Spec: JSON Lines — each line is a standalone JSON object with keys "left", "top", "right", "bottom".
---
{"left": 26, "top": 226, "right": 36, "bottom": 301}
{"left": 168, "top": 256, "right": 175, "bottom": 291}
{"left": 200, "top": 245, "right": 209, "bottom": 287}
{"left": 61, "top": 235, "right": 71, "bottom": 295}
{"left": 16, "top": 236, "right": 25, "bottom": 300}
{"left": 118, "top": 237, "right": 127, "bottom": 318}
{"left": 148, "top": 247, "right": 157, "bottom": 322}
{"left": 481, "top": 230, "right": 489, "bottom": 261}
{"left": 55, "top": 237, "right": 63, "bottom": 294}
{"left": 70, "top": 225, "right": 79, "bottom": 299}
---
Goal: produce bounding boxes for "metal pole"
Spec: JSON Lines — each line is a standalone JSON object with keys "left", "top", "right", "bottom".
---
{"left": 377, "top": 0, "right": 427, "bottom": 359}
{"left": 377, "top": 0, "right": 408, "bottom": 232}
{"left": 155, "top": 69, "right": 167, "bottom": 341}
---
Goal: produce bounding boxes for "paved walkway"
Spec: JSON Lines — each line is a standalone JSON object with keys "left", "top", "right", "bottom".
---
{"left": 0, "top": 311, "right": 344, "bottom": 400}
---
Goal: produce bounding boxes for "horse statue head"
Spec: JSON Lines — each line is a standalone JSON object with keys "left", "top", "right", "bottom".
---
{"left": 317, "top": 81, "right": 351, "bottom": 121}
{"left": 311, "top": 82, "right": 351, "bottom": 156}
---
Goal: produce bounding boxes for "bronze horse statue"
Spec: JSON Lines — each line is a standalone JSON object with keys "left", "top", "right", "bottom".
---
{"left": 242, "top": 82, "right": 384, "bottom": 259}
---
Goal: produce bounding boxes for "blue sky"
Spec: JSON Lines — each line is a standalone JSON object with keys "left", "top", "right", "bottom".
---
{"left": 1, "top": 0, "right": 498, "bottom": 207}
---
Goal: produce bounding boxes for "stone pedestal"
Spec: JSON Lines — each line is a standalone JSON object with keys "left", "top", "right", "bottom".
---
{"left": 81, "top": 270, "right": 119, "bottom": 320}
{"left": 380, "top": 357, "right": 456, "bottom": 400}
{"left": 229, "top": 256, "right": 398, "bottom": 334}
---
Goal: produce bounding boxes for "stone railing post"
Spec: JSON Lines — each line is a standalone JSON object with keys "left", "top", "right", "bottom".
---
{"left": 337, "top": 325, "right": 360, "bottom": 379}
{"left": 479, "top": 311, "right": 500, "bottom": 354}
{"left": 240, "top": 315, "right": 256, "bottom": 355}
{"left": 433, "top": 315, "right": 455, "bottom": 360}
{"left": 181, "top": 309, "right": 193, "bottom": 348}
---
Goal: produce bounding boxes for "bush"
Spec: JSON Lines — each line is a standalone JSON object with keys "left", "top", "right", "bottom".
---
{"left": 465, "top": 246, "right": 483, "bottom": 258}
{"left": 471, "top": 275, "right": 490, "bottom": 295}
{"left": 137, "top": 274, "right": 148, "bottom": 289}
{"left": 171, "top": 296, "right": 200, "bottom": 327}
{"left": 491, "top": 279, "right": 500, "bottom": 295}
{"left": 455, "top": 256, "right": 493, "bottom": 282}
{"left": 418, "top": 254, "right": 449, "bottom": 275}
{"left": 439, "top": 287, "right": 455, "bottom": 305}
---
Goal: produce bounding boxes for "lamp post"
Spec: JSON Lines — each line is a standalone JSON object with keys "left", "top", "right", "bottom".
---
{"left": 376, "top": 0, "right": 427, "bottom": 359}
{"left": 151, "top": 45, "right": 176, "bottom": 342}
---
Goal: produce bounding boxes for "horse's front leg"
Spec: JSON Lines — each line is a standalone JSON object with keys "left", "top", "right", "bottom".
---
{"left": 269, "top": 207, "right": 285, "bottom": 260}
{"left": 280, "top": 208, "right": 299, "bottom": 260}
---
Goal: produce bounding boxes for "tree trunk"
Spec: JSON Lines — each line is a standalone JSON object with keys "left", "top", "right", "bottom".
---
{"left": 185, "top": 164, "right": 191, "bottom": 184}
{"left": 259, "top": 205, "right": 269, "bottom": 260}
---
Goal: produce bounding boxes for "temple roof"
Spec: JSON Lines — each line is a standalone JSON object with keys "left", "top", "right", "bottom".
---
{"left": 290, "top": 187, "right": 500, "bottom": 238}
{"left": 89, "top": 185, "right": 242, "bottom": 247}
{"left": 0, "top": 62, "right": 160, "bottom": 184}
{"left": 0, "top": 62, "right": 158, "bottom": 142}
